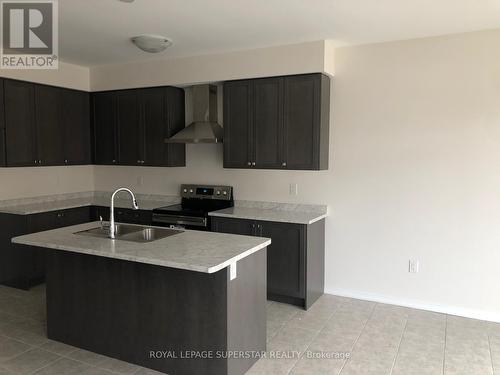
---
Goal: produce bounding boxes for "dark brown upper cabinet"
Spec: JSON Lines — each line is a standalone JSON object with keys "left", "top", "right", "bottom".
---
{"left": 223, "top": 73, "right": 330, "bottom": 170}
{"left": 35, "top": 85, "right": 65, "bottom": 166}
{"left": 4, "top": 80, "right": 37, "bottom": 167}
{"left": 93, "top": 86, "right": 185, "bottom": 167}
{"left": 60, "top": 88, "right": 91, "bottom": 165}
{"left": 3, "top": 79, "right": 91, "bottom": 167}
{"left": 223, "top": 80, "right": 253, "bottom": 168}
{"left": 93, "top": 91, "right": 118, "bottom": 165}
{"left": 0, "top": 79, "right": 5, "bottom": 167}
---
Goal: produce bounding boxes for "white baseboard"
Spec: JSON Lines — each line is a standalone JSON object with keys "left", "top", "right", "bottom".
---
{"left": 325, "top": 287, "right": 500, "bottom": 324}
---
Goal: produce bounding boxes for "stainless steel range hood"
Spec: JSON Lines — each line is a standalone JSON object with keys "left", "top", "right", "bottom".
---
{"left": 165, "top": 84, "right": 223, "bottom": 144}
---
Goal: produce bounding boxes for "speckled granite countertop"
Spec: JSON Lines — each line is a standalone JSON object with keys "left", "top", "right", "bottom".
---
{"left": 0, "top": 191, "right": 179, "bottom": 215}
{"left": 12, "top": 221, "right": 271, "bottom": 273}
{"left": 209, "top": 201, "right": 328, "bottom": 225}
{"left": 0, "top": 191, "right": 328, "bottom": 224}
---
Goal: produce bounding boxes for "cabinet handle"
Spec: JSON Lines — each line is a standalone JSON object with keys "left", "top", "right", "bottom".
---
{"left": 65, "top": 159, "right": 68, "bottom": 164}
{"left": 34, "top": 160, "right": 38, "bottom": 164}
{"left": 38, "top": 160, "right": 42, "bottom": 164}
{"left": 137, "top": 160, "right": 141, "bottom": 164}
{"left": 141, "top": 160, "right": 145, "bottom": 164}
{"left": 112, "top": 159, "right": 116, "bottom": 163}
{"left": 247, "top": 162, "right": 251, "bottom": 166}
{"left": 282, "top": 162, "right": 287, "bottom": 167}
{"left": 252, "top": 162, "right": 256, "bottom": 166}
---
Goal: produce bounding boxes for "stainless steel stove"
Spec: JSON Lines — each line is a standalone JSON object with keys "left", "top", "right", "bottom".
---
{"left": 152, "top": 184, "right": 233, "bottom": 230}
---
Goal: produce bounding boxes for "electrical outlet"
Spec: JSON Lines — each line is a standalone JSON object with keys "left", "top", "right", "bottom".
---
{"left": 408, "top": 259, "right": 419, "bottom": 273}
{"left": 289, "top": 183, "right": 298, "bottom": 195}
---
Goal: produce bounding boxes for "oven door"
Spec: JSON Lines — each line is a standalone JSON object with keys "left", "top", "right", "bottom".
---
{"left": 152, "top": 213, "right": 209, "bottom": 231}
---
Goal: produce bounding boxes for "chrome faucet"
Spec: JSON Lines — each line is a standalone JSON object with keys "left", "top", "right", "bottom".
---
{"left": 109, "top": 188, "right": 139, "bottom": 239}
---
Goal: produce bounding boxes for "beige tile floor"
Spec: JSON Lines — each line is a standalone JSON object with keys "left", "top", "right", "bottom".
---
{"left": 0, "top": 284, "right": 498, "bottom": 375}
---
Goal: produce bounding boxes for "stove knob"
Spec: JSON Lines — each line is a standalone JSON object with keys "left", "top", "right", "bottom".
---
{"left": 216, "top": 191, "right": 221, "bottom": 195}
{"left": 223, "top": 191, "right": 227, "bottom": 196}
{"left": 189, "top": 189, "right": 194, "bottom": 193}
{"left": 183, "top": 189, "right": 188, "bottom": 193}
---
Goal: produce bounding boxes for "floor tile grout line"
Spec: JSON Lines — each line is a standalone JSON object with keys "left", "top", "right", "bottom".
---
{"left": 442, "top": 314, "right": 448, "bottom": 375}
{"left": 26, "top": 356, "right": 64, "bottom": 375}
{"left": 285, "top": 301, "right": 343, "bottom": 374}
{"left": 388, "top": 312, "right": 409, "bottom": 375}
{"left": 488, "top": 334, "right": 496, "bottom": 375}
{"left": 338, "top": 301, "right": 377, "bottom": 375}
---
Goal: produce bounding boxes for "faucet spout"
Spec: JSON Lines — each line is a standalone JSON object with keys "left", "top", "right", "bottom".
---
{"left": 109, "top": 188, "right": 139, "bottom": 239}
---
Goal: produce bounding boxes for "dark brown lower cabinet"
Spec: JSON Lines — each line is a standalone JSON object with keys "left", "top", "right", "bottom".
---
{"left": 0, "top": 128, "right": 5, "bottom": 167}
{"left": 211, "top": 217, "right": 325, "bottom": 309}
{"left": 0, "top": 207, "right": 92, "bottom": 289}
{"left": 92, "top": 206, "right": 152, "bottom": 225}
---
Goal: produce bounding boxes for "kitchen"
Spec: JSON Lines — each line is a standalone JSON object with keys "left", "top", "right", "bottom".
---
{"left": 1, "top": 1, "right": 500, "bottom": 375}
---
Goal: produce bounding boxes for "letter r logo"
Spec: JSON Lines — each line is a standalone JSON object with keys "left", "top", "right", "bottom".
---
{"left": 2, "top": 2, "right": 53, "bottom": 54}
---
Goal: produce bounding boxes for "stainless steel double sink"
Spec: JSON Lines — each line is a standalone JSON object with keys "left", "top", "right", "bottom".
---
{"left": 75, "top": 224, "right": 183, "bottom": 243}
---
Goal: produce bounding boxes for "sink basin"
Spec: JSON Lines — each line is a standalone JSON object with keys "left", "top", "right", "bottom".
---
{"left": 75, "top": 224, "right": 183, "bottom": 243}
{"left": 75, "top": 224, "right": 141, "bottom": 238}
{"left": 118, "top": 227, "right": 183, "bottom": 243}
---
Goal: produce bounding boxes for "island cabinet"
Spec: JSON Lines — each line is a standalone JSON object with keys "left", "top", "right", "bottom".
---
{"left": 0, "top": 206, "right": 92, "bottom": 289}
{"left": 223, "top": 73, "right": 330, "bottom": 170}
{"left": 93, "top": 86, "right": 186, "bottom": 167}
{"left": 13, "top": 222, "right": 269, "bottom": 375}
{"left": 3, "top": 79, "right": 91, "bottom": 167}
{"left": 211, "top": 216, "right": 325, "bottom": 309}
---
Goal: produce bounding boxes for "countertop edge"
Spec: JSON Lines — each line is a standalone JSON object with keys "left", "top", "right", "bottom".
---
{"left": 208, "top": 211, "right": 328, "bottom": 225}
{"left": 11, "top": 234, "right": 271, "bottom": 274}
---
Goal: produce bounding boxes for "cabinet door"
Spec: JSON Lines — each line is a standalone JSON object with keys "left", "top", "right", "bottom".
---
{"left": 211, "top": 217, "right": 255, "bottom": 236}
{"left": 58, "top": 207, "right": 91, "bottom": 227}
{"left": 4, "top": 80, "right": 37, "bottom": 167}
{"left": 34, "top": 85, "right": 65, "bottom": 166}
{"left": 0, "top": 80, "right": 5, "bottom": 166}
{"left": 93, "top": 92, "right": 118, "bottom": 165}
{"left": 223, "top": 81, "right": 253, "bottom": 168}
{"left": 117, "top": 91, "right": 141, "bottom": 165}
{"left": 259, "top": 221, "right": 305, "bottom": 299}
{"left": 0, "top": 128, "right": 5, "bottom": 167}
{"left": 164, "top": 87, "right": 186, "bottom": 166}
{"left": 141, "top": 87, "right": 166, "bottom": 166}
{"left": 253, "top": 77, "right": 283, "bottom": 168}
{"left": 61, "top": 89, "right": 91, "bottom": 165}
{"left": 283, "top": 74, "right": 321, "bottom": 170}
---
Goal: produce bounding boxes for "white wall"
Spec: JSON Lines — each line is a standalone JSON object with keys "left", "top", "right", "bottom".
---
{"left": 0, "top": 166, "right": 94, "bottom": 200}
{"left": 0, "top": 61, "right": 90, "bottom": 91}
{"left": 0, "top": 61, "right": 93, "bottom": 201}
{"left": 90, "top": 40, "right": 332, "bottom": 90}
{"left": 329, "top": 29, "right": 500, "bottom": 321}
{"left": 94, "top": 29, "right": 500, "bottom": 322}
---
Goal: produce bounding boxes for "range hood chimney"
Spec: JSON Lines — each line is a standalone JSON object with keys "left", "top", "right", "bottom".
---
{"left": 165, "top": 84, "right": 223, "bottom": 144}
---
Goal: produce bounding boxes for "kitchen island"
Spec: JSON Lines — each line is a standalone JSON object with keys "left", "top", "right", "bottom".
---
{"left": 12, "top": 222, "right": 270, "bottom": 375}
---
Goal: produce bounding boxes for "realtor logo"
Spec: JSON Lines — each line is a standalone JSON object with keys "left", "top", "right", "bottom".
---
{"left": 1, "top": 0, "right": 58, "bottom": 69}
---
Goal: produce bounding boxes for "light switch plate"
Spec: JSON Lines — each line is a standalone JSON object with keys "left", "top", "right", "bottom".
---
{"left": 289, "top": 183, "right": 298, "bottom": 195}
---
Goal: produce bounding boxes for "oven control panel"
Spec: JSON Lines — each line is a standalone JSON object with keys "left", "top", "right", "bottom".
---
{"left": 180, "top": 184, "right": 233, "bottom": 200}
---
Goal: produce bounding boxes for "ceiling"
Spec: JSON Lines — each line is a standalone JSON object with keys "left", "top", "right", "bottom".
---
{"left": 60, "top": 0, "right": 500, "bottom": 67}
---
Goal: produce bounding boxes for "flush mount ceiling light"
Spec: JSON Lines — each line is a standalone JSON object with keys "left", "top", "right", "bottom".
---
{"left": 119, "top": 0, "right": 135, "bottom": 3}
{"left": 131, "top": 35, "right": 172, "bottom": 53}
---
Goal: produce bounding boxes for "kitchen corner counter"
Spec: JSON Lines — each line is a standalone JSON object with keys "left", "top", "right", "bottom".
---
{"left": 0, "top": 191, "right": 179, "bottom": 215}
{"left": 12, "top": 221, "right": 271, "bottom": 274}
{"left": 209, "top": 203, "right": 328, "bottom": 225}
